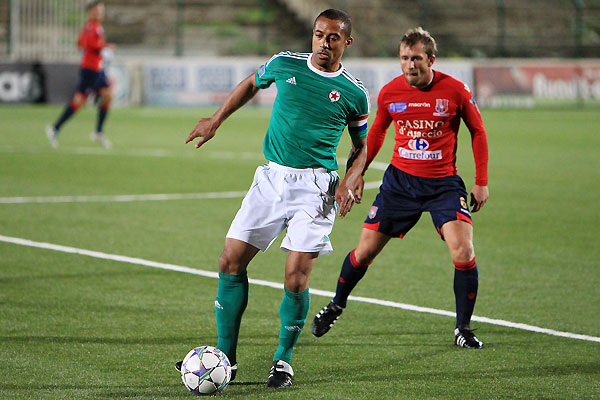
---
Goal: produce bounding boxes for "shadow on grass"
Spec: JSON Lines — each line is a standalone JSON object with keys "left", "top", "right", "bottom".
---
{"left": 0, "top": 335, "right": 199, "bottom": 345}
{"left": 398, "top": 360, "right": 600, "bottom": 380}
{"left": 304, "top": 360, "right": 600, "bottom": 387}
{"left": 0, "top": 382, "right": 181, "bottom": 395}
{"left": 0, "top": 379, "right": 275, "bottom": 395}
{"left": 229, "top": 381, "right": 266, "bottom": 386}
{"left": 0, "top": 269, "right": 165, "bottom": 284}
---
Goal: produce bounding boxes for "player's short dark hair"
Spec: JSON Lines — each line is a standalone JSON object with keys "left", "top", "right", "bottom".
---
{"left": 86, "top": 0, "right": 103, "bottom": 11}
{"left": 315, "top": 9, "right": 352, "bottom": 37}
{"left": 400, "top": 27, "right": 437, "bottom": 59}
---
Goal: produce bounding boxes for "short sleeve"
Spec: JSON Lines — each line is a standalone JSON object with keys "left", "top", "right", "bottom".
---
{"left": 347, "top": 84, "right": 370, "bottom": 140}
{"left": 357, "top": 86, "right": 371, "bottom": 117}
{"left": 254, "top": 55, "right": 279, "bottom": 89}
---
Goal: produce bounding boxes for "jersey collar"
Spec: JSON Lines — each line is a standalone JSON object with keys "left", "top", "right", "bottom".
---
{"left": 409, "top": 70, "right": 435, "bottom": 89}
{"left": 307, "top": 53, "right": 345, "bottom": 78}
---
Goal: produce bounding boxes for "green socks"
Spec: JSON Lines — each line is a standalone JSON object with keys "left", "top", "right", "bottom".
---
{"left": 215, "top": 275, "right": 309, "bottom": 366}
{"left": 215, "top": 271, "right": 248, "bottom": 366}
{"left": 274, "top": 287, "right": 310, "bottom": 363}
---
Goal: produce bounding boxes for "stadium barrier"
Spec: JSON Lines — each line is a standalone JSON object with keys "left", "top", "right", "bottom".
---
{"left": 0, "top": 61, "right": 137, "bottom": 106}
{"left": 474, "top": 62, "right": 600, "bottom": 108}
{"left": 0, "top": 62, "right": 48, "bottom": 103}
{"left": 1, "top": 58, "right": 599, "bottom": 107}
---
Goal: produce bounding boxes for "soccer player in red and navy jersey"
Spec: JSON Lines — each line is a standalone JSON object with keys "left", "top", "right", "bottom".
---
{"left": 312, "top": 27, "right": 489, "bottom": 349}
{"left": 46, "top": 0, "right": 114, "bottom": 148}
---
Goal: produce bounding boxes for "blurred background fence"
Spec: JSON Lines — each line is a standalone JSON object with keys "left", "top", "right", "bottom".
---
{"left": 0, "top": 0, "right": 599, "bottom": 107}
{"left": 1, "top": 0, "right": 599, "bottom": 60}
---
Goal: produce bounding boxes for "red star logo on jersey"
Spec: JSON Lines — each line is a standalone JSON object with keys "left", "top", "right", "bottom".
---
{"left": 329, "top": 89, "right": 341, "bottom": 102}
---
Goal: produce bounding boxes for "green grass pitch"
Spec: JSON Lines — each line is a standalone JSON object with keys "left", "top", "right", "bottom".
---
{"left": 1, "top": 104, "right": 599, "bottom": 399}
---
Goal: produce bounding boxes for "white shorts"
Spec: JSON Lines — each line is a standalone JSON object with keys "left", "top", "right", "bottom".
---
{"left": 226, "top": 161, "right": 339, "bottom": 256}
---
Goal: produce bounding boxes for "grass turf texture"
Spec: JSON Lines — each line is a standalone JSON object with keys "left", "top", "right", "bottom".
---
{"left": 1, "top": 105, "right": 599, "bottom": 399}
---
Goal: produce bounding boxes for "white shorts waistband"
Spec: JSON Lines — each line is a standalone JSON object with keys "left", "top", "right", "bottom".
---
{"left": 267, "top": 161, "right": 331, "bottom": 174}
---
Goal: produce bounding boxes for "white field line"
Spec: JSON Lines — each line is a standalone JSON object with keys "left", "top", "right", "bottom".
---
{"left": 0, "top": 145, "right": 265, "bottom": 160}
{"left": 0, "top": 146, "right": 391, "bottom": 170}
{"left": 363, "top": 180, "right": 382, "bottom": 190}
{"left": 0, "top": 146, "right": 389, "bottom": 172}
{"left": 1, "top": 234, "right": 598, "bottom": 344}
{"left": 0, "top": 149, "right": 384, "bottom": 204}
{"left": 0, "top": 185, "right": 385, "bottom": 204}
{"left": 0, "top": 191, "right": 248, "bottom": 204}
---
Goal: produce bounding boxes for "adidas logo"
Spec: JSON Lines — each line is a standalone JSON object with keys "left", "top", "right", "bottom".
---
{"left": 214, "top": 300, "right": 223, "bottom": 310}
{"left": 286, "top": 76, "right": 297, "bottom": 85}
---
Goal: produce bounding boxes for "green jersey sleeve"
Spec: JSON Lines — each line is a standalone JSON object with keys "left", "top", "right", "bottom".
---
{"left": 344, "top": 73, "right": 371, "bottom": 140}
{"left": 255, "top": 53, "right": 284, "bottom": 89}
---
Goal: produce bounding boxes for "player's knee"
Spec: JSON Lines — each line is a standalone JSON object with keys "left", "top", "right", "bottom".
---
{"left": 284, "top": 279, "right": 304, "bottom": 293}
{"left": 71, "top": 93, "right": 86, "bottom": 109}
{"left": 218, "top": 251, "right": 243, "bottom": 274}
{"left": 99, "top": 92, "right": 112, "bottom": 109}
{"left": 284, "top": 272, "right": 309, "bottom": 293}
{"left": 450, "top": 242, "right": 475, "bottom": 263}
{"left": 353, "top": 247, "right": 377, "bottom": 266}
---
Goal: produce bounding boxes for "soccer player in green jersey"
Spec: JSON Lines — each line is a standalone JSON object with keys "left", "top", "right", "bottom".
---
{"left": 180, "top": 9, "right": 370, "bottom": 388}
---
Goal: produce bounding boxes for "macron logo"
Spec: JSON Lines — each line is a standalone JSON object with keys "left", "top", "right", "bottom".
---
{"left": 286, "top": 76, "right": 297, "bottom": 85}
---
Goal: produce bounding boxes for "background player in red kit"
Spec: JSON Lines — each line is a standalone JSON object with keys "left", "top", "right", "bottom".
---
{"left": 312, "top": 27, "right": 489, "bottom": 349}
{"left": 46, "top": 0, "right": 114, "bottom": 149}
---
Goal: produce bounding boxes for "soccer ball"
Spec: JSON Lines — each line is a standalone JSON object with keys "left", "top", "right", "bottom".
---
{"left": 180, "top": 346, "right": 232, "bottom": 395}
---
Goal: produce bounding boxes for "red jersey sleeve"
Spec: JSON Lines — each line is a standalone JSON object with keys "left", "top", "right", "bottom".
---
{"left": 460, "top": 85, "right": 489, "bottom": 186}
{"left": 363, "top": 88, "right": 393, "bottom": 174}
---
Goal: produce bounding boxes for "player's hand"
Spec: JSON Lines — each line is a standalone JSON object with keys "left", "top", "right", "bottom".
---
{"left": 185, "top": 118, "right": 217, "bottom": 148}
{"left": 335, "top": 180, "right": 361, "bottom": 218}
{"left": 355, "top": 175, "right": 365, "bottom": 204}
{"left": 470, "top": 184, "right": 489, "bottom": 212}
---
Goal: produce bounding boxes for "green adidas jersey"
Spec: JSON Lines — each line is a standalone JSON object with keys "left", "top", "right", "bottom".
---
{"left": 255, "top": 52, "right": 370, "bottom": 171}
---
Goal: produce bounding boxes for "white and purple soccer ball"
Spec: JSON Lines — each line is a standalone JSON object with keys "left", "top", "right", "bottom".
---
{"left": 180, "top": 346, "right": 232, "bottom": 395}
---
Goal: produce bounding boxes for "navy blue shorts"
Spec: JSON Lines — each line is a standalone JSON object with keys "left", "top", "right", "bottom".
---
{"left": 76, "top": 68, "right": 109, "bottom": 95}
{"left": 363, "top": 165, "right": 472, "bottom": 239}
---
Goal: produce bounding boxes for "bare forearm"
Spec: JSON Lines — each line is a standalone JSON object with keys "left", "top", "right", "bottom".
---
{"left": 185, "top": 74, "right": 259, "bottom": 149}
{"left": 336, "top": 139, "right": 367, "bottom": 217}
{"left": 212, "top": 74, "right": 259, "bottom": 126}
{"left": 344, "top": 140, "right": 367, "bottom": 187}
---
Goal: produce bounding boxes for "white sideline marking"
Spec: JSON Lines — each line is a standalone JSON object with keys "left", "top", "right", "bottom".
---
{"left": 0, "top": 185, "right": 383, "bottom": 204}
{"left": 363, "top": 180, "right": 382, "bottom": 190}
{"left": 0, "top": 191, "right": 248, "bottom": 204}
{"left": 0, "top": 146, "right": 390, "bottom": 170}
{"left": 0, "top": 145, "right": 265, "bottom": 160}
{"left": 1, "top": 234, "right": 599, "bottom": 344}
{"left": 0, "top": 149, "right": 384, "bottom": 204}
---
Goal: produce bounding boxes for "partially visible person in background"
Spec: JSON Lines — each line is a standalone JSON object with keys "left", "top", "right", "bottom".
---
{"left": 46, "top": 0, "right": 114, "bottom": 149}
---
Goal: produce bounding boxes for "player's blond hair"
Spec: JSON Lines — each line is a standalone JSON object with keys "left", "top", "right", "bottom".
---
{"left": 400, "top": 27, "right": 437, "bottom": 59}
